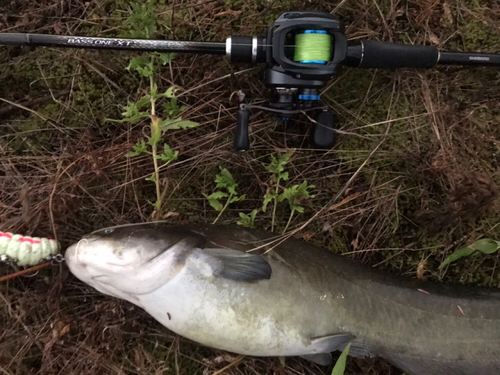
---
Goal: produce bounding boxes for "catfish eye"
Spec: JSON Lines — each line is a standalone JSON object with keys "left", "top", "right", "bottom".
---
{"left": 104, "top": 228, "right": 114, "bottom": 235}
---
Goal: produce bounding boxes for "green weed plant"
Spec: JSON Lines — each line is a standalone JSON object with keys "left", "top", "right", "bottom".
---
{"left": 108, "top": 1, "right": 199, "bottom": 219}
{"left": 440, "top": 238, "right": 500, "bottom": 269}
{"left": 207, "top": 152, "right": 314, "bottom": 233}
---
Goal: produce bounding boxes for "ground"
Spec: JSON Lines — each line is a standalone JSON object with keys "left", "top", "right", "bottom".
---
{"left": 0, "top": 0, "right": 499, "bottom": 374}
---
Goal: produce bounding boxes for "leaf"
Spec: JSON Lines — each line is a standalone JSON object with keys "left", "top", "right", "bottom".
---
{"left": 160, "top": 118, "right": 199, "bottom": 131}
{"left": 157, "top": 52, "right": 177, "bottom": 66}
{"left": 126, "top": 56, "right": 149, "bottom": 72}
{"left": 280, "top": 171, "right": 289, "bottom": 182}
{"left": 279, "top": 181, "right": 315, "bottom": 212}
{"left": 121, "top": 102, "right": 146, "bottom": 118}
{"left": 203, "top": 190, "right": 229, "bottom": 212}
{"left": 295, "top": 206, "right": 305, "bottom": 213}
{"left": 164, "top": 97, "right": 187, "bottom": 118}
{"left": 122, "top": 113, "right": 150, "bottom": 124}
{"left": 205, "top": 191, "right": 229, "bottom": 200}
{"left": 126, "top": 3, "right": 157, "bottom": 39}
{"left": 150, "top": 200, "right": 161, "bottom": 209}
{"left": 137, "top": 63, "right": 154, "bottom": 78}
{"left": 135, "top": 95, "right": 151, "bottom": 110}
{"left": 471, "top": 238, "right": 500, "bottom": 254}
{"left": 157, "top": 153, "right": 178, "bottom": 162}
{"left": 215, "top": 167, "right": 237, "bottom": 193}
{"left": 262, "top": 191, "right": 277, "bottom": 212}
{"left": 205, "top": 167, "right": 245, "bottom": 215}
{"left": 298, "top": 180, "right": 315, "bottom": 194}
{"left": 265, "top": 152, "right": 293, "bottom": 180}
{"left": 106, "top": 101, "right": 150, "bottom": 124}
{"left": 164, "top": 86, "right": 178, "bottom": 99}
{"left": 174, "top": 120, "right": 200, "bottom": 129}
{"left": 207, "top": 198, "right": 224, "bottom": 212}
{"left": 237, "top": 210, "right": 258, "bottom": 228}
{"left": 157, "top": 144, "right": 178, "bottom": 162}
{"left": 279, "top": 186, "right": 296, "bottom": 202}
{"left": 127, "top": 57, "right": 154, "bottom": 77}
{"left": 439, "top": 247, "right": 477, "bottom": 269}
{"left": 152, "top": 83, "right": 181, "bottom": 101}
{"left": 126, "top": 139, "right": 147, "bottom": 157}
{"left": 331, "top": 344, "right": 350, "bottom": 375}
{"left": 229, "top": 194, "right": 246, "bottom": 204}
{"left": 146, "top": 174, "right": 156, "bottom": 182}
{"left": 439, "top": 238, "right": 500, "bottom": 269}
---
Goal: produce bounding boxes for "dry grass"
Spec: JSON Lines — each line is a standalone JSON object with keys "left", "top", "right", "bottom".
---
{"left": 1, "top": 0, "right": 500, "bottom": 374}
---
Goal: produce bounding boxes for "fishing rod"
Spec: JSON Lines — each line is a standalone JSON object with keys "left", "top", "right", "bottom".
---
{"left": 1, "top": 11, "right": 500, "bottom": 150}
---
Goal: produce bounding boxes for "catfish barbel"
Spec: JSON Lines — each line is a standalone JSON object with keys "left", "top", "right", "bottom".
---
{"left": 65, "top": 223, "right": 500, "bottom": 374}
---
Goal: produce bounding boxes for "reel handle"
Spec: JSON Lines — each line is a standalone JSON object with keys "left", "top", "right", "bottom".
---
{"left": 313, "top": 111, "right": 336, "bottom": 149}
{"left": 234, "top": 109, "right": 250, "bottom": 151}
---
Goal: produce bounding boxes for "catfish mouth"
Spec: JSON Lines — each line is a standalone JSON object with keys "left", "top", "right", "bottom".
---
{"left": 66, "top": 238, "right": 132, "bottom": 272}
{"left": 64, "top": 240, "right": 83, "bottom": 266}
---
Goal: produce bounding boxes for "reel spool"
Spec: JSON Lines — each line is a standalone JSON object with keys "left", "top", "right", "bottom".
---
{"left": 293, "top": 30, "right": 332, "bottom": 65}
{"left": 234, "top": 12, "right": 346, "bottom": 151}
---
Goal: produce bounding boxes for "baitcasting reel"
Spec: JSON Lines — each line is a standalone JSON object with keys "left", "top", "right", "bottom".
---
{"left": 227, "top": 12, "right": 346, "bottom": 150}
{"left": 1, "top": 11, "right": 500, "bottom": 151}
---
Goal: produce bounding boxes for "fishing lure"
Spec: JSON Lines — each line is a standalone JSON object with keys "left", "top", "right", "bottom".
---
{"left": 0, "top": 232, "right": 59, "bottom": 266}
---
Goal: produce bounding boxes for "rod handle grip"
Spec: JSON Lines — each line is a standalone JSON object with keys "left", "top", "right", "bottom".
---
{"left": 358, "top": 40, "right": 439, "bottom": 69}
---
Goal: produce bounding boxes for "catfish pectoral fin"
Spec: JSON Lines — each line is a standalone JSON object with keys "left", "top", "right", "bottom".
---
{"left": 301, "top": 335, "right": 376, "bottom": 367}
{"left": 199, "top": 247, "right": 272, "bottom": 282}
{"left": 298, "top": 334, "right": 355, "bottom": 366}
{"left": 310, "top": 333, "right": 356, "bottom": 353}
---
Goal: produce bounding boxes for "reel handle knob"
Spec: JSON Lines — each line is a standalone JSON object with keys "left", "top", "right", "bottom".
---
{"left": 234, "top": 109, "right": 250, "bottom": 151}
{"left": 313, "top": 110, "right": 336, "bottom": 149}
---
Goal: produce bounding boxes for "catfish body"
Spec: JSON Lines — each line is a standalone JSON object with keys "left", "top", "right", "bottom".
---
{"left": 65, "top": 223, "right": 500, "bottom": 375}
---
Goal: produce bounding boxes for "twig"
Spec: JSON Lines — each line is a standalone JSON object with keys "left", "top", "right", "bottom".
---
{"left": 0, "top": 261, "right": 51, "bottom": 282}
{"left": 211, "top": 355, "right": 245, "bottom": 375}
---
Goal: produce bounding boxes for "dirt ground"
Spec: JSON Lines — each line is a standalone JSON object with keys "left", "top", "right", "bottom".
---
{"left": 1, "top": 0, "right": 499, "bottom": 374}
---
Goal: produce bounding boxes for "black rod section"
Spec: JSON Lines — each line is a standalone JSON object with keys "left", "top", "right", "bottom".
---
{"left": 345, "top": 41, "right": 439, "bottom": 69}
{"left": 345, "top": 41, "right": 500, "bottom": 69}
{"left": 0, "top": 33, "right": 226, "bottom": 55}
{"left": 438, "top": 51, "right": 500, "bottom": 66}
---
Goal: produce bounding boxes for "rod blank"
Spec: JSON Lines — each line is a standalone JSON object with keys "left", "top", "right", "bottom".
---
{"left": 0, "top": 33, "right": 227, "bottom": 55}
{"left": 438, "top": 51, "right": 500, "bottom": 66}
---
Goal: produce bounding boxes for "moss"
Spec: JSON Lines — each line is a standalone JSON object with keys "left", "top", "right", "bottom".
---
{"left": 460, "top": 20, "right": 500, "bottom": 51}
